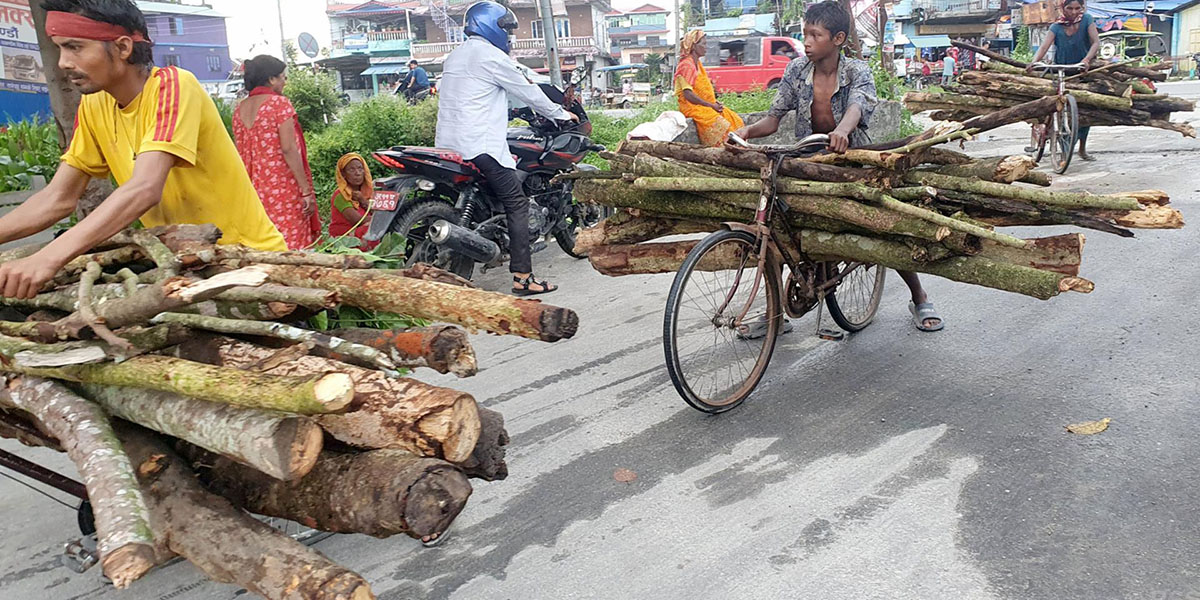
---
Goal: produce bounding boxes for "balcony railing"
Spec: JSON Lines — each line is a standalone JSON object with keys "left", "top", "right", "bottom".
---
{"left": 366, "top": 30, "right": 410, "bottom": 41}
{"left": 412, "top": 36, "right": 601, "bottom": 59}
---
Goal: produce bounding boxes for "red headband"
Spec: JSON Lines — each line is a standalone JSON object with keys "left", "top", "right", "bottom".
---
{"left": 45, "top": 11, "right": 150, "bottom": 43}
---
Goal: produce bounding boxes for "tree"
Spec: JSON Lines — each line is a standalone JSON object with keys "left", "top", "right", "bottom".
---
{"left": 284, "top": 68, "right": 342, "bottom": 134}
{"left": 1014, "top": 27, "right": 1033, "bottom": 63}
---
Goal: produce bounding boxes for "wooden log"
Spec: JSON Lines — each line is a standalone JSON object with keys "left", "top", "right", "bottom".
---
{"left": 178, "top": 245, "right": 374, "bottom": 270}
{"left": 588, "top": 240, "right": 704, "bottom": 276}
{"left": 926, "top": 155, "right": 1038, "bottom": 184}
{"left": 326, "top": 326, "right": 478, "bottom": 377}
{"left": 378, "top": 263, "right": 478, "bottom": 288}
{"left": 173, "top": 336, "right": 482, "bottom": 462}
{"left": 259, "top": 265, "right": 578, "bottom": 342}
{"left": 151, "top": 313, "right": 398, "bottom": 373}
{"left": 0, "top": 349, "right": 354, "bottom": 415}
{"left": 76, "top": 383, "right": 323, "bottom": 481}
{"left": 797, "top": 230, "right": 1093, "bottom": 300}
{"left": 0, "top": 377, "right": 156, "bottom": 588}
{"left": 214, "top": 285, "right": 339, "bottom": 309}
{"left": 616, "top": 139, "right": 892, "bottom": 184}
{"left": 902, "top": 171, "right": 1142, "bottom": 210}
{"left": 457, "top": 407, "right": 509, "bottom": 481}
{"left": 173, "top": 298, "right": 301, "bottom": 320}
{"left": 867, "top": 97, "right": 1058, "bottom": 150}
{"left": 935, "top": 191, "right": 1135, "bottom": 237}
{"left": 1132, "top": 95, "right": 1196, "bottom": 113}
{"left": 0, "top": 407, "right": 60, "bottom": 450}
{"left": 183, "top": 446, "right": 472, "bottom": 540}
{"left": 1087, "top": 204, "right": 1183, "bottom": 229}
{"left": 107, "top": 224, "right": 222, "bottom": 255}
{"left": 49, "top": 246, "right": 146, "bottom": 290}
{"left": 958, "top": 70, "right": 1132, "bottom": 98}
{"left": 957, "top": 74, "right": 1134, "bottom": 111}
{"left": 116, "top": 423, "right": 375, "bottom": 600}
{"left": 575, "top": 211, "right": 715, "bottom": 253}
{"left": 975, "top": 233, "right": 1084, "bottom": 276}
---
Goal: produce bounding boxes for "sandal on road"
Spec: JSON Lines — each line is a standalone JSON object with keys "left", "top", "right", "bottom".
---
{"left": 909, "top": 302, "right": 944, "bottom": 332}
{"left": 512, "top": 274, "right": 557, "bottom": 296}
{"left": 737, "top": 317, "right": 794, "bottom": 340}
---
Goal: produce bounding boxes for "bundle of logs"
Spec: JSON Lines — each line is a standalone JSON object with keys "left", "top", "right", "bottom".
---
{"left": 0, "top": 224, "right": 579, "bottom": 599}
{"left": 567, "top": 122, "right": 1184, "bottom": 300}
{"left": 903, "top": 41, "right": 1196, "bottom": 137}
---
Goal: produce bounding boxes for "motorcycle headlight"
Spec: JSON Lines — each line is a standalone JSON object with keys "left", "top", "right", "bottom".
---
{"left": 417, "top": 179, "right": 436, "bottom": 191}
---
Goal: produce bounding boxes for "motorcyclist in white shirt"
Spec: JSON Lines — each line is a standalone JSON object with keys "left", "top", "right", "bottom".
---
{"left": 436, "top": 1, "right": 578, "bottom": 296}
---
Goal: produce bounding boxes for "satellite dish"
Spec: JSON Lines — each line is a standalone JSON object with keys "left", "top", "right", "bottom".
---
{"left": 298, "top": 32, "right": 320, "bottom": 59}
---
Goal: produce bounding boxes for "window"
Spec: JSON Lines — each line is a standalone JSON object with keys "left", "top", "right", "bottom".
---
{"left": 531, "top": 17, "right": 570, "bottom": 39}
{"left": 168, "top": 17, "right": 184, "bottom": 35}
{"left": 447, "top": 26, "right": 465, "bottom": 43}
{"left": 164, "top": 54, "right": 181, "bottom": 67}
{"left": 206, "top": 55, "right": 221, "bottom": 71}
{"left": 631, "top": 53, "right": 644, "bottom": 63}
{"left": 646, "top": 35, "right": 661, "bottom": 47}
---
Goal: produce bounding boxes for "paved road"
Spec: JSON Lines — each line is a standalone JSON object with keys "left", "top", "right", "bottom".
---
{"left": 2, "top": 93, "right": 1199, "bottom": 600}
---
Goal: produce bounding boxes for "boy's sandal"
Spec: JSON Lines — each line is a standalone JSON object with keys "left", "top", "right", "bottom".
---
{"left": 512, "top": 274, "right": 558, "bottom": 296}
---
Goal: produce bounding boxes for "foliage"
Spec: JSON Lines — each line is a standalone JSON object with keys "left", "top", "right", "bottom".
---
{"left": 1013, "top": 27, "right": 1033, "bottom": 63}
{"left": 636, "top": 54, "right": 668, "bottom": 87}
{"left": 305, "top": 94, "right": 438, "bottom": 216}
{"left": 869, "top": 54, "right": 907, "bottom": 101}
{"left": 718, "top": 89, "right": 776, "bottom": 113}
{"left": 0, "top": 118, "right": 60, "bottom": 193}
{"left": 212, "top": 96, "right": 235, "bottom": 141}
{"left": 284, "top": 67, "right": 342, "bottom": 134}
{"left": 283, "top": 39, "right": 299, "bottom": 66}
{"left": 306, "top": 232, "right": 430, "bottom": 331}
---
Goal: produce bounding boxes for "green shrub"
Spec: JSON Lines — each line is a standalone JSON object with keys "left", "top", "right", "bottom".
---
{"left": 0, "top": 117, "right": 60, "bottom": 193}
{"left": 212, "top": 96, "right": 235, "bottom": 141}
{"left": 285, "top": 67, "right": 342, "bottom": 134}
{"left": 1014, "top": 27, "right": 1033, "bottom": 63}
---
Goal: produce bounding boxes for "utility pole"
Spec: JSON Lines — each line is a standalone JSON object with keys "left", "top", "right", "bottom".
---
{"left": 276, "top": 0, "right": 286, "bottom": 59}
{"left": 537, "top": 0, "right": 563, "bottom": 87}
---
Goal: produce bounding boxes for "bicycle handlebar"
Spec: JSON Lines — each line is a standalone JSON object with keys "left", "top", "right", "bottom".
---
{"left": 1028, "top": 62, "right": 1086, "bottom": 74}
{"left": 726, "top": 133, "right": 832, "bottom": 155}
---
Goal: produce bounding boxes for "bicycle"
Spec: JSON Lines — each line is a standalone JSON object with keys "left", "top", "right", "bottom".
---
{"left": 1027, "top": 62, "right": 1085, "bottom": 174}
{"left": 662, "top": 134, "right": 887, "bottom": 414}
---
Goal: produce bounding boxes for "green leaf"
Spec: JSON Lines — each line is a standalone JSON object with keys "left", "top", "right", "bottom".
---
{"left": 308, "top": 311, "right": 330, "bottom": 331}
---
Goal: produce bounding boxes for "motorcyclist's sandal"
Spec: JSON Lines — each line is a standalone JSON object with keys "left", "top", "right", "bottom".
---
{"left": 512, "top": 274, "right": 557, "bottom": 296}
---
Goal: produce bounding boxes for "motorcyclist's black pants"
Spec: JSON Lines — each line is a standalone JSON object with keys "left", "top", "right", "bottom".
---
{"left": 470, "top": 154, "right": 532, "bottom": 274}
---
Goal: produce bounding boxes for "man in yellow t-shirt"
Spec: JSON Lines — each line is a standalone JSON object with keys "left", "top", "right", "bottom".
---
{"left": 0, "top": 0, "right": 286, "bottom": 299}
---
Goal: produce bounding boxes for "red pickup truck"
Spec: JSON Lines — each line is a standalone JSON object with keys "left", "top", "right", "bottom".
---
{"left": 703, "top": 36, "right": 801, "bottom": 93}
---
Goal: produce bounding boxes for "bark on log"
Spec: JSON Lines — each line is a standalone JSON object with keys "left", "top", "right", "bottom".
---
{"left": 116, "top": 424, "right": 374, "bottom": 600}
{"left": 184, "top": 446, "right": 472, "bottom": 540}
{"left": 457, "top": 407, "right": 509, "bottom": 481}
{"left": 0, "top": 377, "right": 155, "bottom": 588}
{"left": 589, "top": 241, "right": 705, "bottom": 276}
{"left": 869, "top": 97, "right": 1058, "bottom": 149}
{"left": 178, "top": 245, "right": 374, "bottom": 270}
{"left": 106, "top": 224, "right": 222, "bottom": 255}
{"left": 3, "top": 354, "right": 354, "bottom": 415}
{"left": 936, "top": 191, "right": 1135, "bottom": 237}
{"left": 957, "top": 70, "right": 1132, "bottom": 98}
{"left": 260, "top": 265, "right": 578, "bottom": 342}
{"left": 173, "top": 336, "right": 481, "bottom": 462}
{"left": 956, "top": 74, "right": 1133, "bottom": 111}
{"left": 378, "top": 263, "right": 478, "bottom": 288}
{"left": 575, "top": 211, "right": 714, "bottom": 253}
{"left": 213, "top": 285, "right": 339, "bottom": 310}
{"left": 76, "top": 383, "right": 323, "bottom": 481}
{"left": 616, "top": 140, "right": 891, "bottom": 184}
{"left": 50, "top": 246, "right": 146, "bottom": 290}
{"left": 797, "top": 230, "right": 1093, "bottom": 299}
{"left": 903, "top": 172, "right": 1142, "bottom": 210}
{"left": 326, "top": 326, "right": 478, "bottom": 377}
{"left": 926, "top": 155, "right": 1037, "bottom": 184}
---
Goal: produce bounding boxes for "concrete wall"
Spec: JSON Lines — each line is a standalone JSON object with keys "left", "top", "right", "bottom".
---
{"left": 674, "top": 100, "right": 904, "bottom": 145}
{"left": 145, "top": 14, "right": 232, "bottom": 82}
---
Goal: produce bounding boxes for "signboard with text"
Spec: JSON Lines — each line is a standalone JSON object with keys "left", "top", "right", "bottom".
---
{"left": 0, "top": 0, "right": 48, "bottom": 94}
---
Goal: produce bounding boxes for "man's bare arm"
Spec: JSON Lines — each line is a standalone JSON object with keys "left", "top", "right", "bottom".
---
{"left": 38, "top": 151, "right": 174, "bottom": 268}
{"left": 829, "top": 104, "right": 863, "bottom": 153}
{"left": 0, "top": 163, "right": 89, "bottom": 246}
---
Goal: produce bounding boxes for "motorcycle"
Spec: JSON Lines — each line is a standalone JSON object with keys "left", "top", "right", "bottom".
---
{"left": 365, "top": 80, "right": 606, "bottom": 281}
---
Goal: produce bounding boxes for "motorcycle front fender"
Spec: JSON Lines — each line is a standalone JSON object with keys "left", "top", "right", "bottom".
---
{"left": 364, "top": 177, "right": 420, "bottom": 242}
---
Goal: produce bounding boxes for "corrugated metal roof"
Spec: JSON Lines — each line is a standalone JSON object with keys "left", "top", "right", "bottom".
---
{"left": 135, "top": 1, "right": 226, "bottom": 18}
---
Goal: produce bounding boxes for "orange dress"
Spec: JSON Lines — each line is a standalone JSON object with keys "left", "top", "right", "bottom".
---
{"left": 674, "top": 56, "right": 745, "bottom": 147}
{"left": 233, "top": 95, "right": 315, "bottom": 249}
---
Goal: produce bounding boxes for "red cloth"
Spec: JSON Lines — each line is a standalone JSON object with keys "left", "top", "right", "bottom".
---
{"left": 233, "top": 91, "right": 317, "bottom": 249}
{"left": 328, "top": 190, "right": 377, "bottom": 249}
{"left": 45, "top": 11, "right": 150, "bottom": 42}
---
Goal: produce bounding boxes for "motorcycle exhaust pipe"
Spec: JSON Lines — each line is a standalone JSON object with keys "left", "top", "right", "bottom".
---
{"left": 429, "top": 220, "right": 500, "bottom": 264}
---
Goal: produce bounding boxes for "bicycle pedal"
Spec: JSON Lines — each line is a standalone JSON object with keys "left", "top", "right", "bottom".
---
{"left": 62, "top": 535, "right": 99, "bottom": 573}
{"left": 817, "top": 328, "right": 845, "bottom": 341}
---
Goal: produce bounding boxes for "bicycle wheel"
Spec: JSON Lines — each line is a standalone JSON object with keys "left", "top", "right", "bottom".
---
{"left": 663, "top": 229, "right": 782, "bottom": 413}
{"left": 1052, "top": 95, "right": 1079, "bottom": 174}
{"left": 826, "top": 262, "right": 886, "bottom": 332}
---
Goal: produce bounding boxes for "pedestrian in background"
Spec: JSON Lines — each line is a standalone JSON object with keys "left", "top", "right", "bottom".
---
{"left": 941, "top": 51, "right": 957, "bottom": 86}
{"left": 233, "top": 55, "right": 319, "bottom": 249}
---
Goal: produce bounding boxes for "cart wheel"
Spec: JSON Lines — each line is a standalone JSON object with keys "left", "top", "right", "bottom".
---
{"left": 78, "top": 500, "right": 96, "bottom": 536}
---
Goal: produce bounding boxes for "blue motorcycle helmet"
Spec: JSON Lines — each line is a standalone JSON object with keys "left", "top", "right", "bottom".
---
{"left": 464, "top": 1, "right": 518, "bottom": 54}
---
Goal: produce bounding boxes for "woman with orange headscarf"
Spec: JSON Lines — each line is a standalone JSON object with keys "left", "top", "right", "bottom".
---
{"left": 329, "top": 153, "right": 376, "bottom": 247}
{"left": 674, "top": 29, "right": 744, "bottom": 147}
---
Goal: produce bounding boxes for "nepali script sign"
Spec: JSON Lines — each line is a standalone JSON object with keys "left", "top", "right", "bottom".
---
{"left": 0, "top": 0, "right": 48, "bottom": 95}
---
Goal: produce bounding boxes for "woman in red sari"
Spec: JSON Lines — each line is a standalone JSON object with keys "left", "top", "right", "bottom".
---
{"left": 233, "top": 55, "right": 319, "bottom": 249}
{"left": 328, "top": 152, "right": 376, "bottom": 248}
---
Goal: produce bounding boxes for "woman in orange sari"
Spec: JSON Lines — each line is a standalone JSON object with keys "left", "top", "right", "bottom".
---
{"left": 674, "top": 29, "right": 744, "bottom": 146}
{"left": 328, "top": 153, "right": 377, "bottom": 249}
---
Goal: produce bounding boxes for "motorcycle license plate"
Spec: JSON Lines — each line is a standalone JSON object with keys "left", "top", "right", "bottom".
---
{"left": 372, "top": 190, "right": 400, "bottom": 211}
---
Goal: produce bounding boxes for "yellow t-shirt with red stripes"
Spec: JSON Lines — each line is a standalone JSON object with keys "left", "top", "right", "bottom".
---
{"left": 63, "top": 66, "right": 286, "bottom": 251}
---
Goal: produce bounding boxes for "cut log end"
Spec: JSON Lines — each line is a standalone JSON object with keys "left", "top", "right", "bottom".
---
{"left": 314, "top": 373, "right": 355, "bottom": 411}
{"left": 101, "top": 543, "right": 157, "bottom": 589}
{"left": 536, "top": 306, "right": 580, "bottom": 342}
{"left": 282, "top": 418, "right": 325, "bottom": 481}
{"left": 418, "top": 394, "right": 481, "bottom": 464}
{"left": 404, "top": 465, "right": 473, "bottom": 538}
{"left": 1060, "top": 277, "right": 1095, "bottom": 294}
